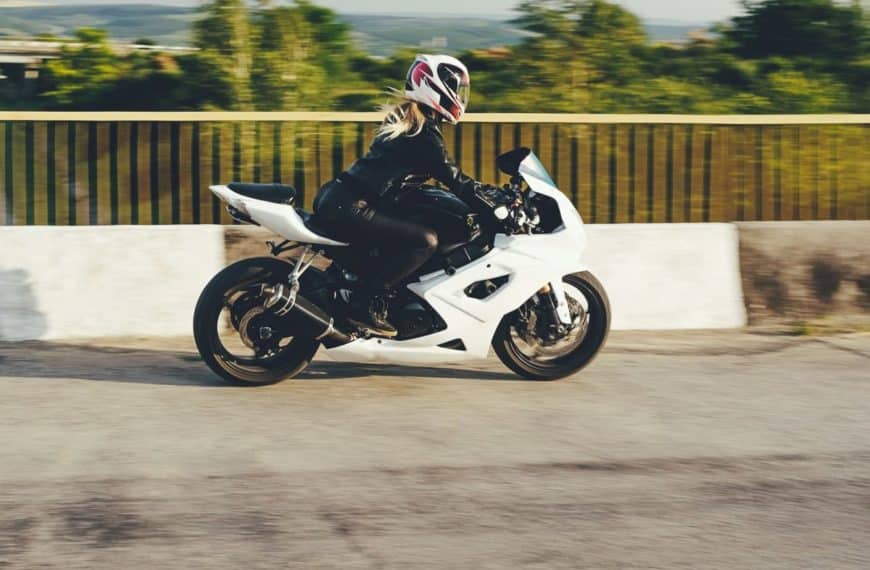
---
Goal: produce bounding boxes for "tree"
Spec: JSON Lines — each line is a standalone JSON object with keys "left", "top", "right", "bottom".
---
{"left": 251, "top": 1, "right": 362, "bottom": 110}
{"left": 478, "top": 0, "right": 648, "bottom": 112}
{"left": 762, "top": 66, "right": 851, "bottom": 112}
{"left": 37, "top": 26, "right": 232, "bottom": 110}
{"left": 726, "top": 0, "right": 867, "bottom": 66}
{"left": 570, "top": 0, "right": 647, "bottom": 85}
{"left": 191, "top": 0, "right": 364, "bottom": 110}
{"left": 193, "top": 0, "right": 254, "bottom": 109}
{"left": 40, "top": 28, "right": 123, "bottom": 108}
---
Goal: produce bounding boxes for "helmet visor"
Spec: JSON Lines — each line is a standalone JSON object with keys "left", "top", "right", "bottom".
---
{"left": 439, "top": 64, "right": 470, "bottom": 105}
{"left": 457, "top": 82, "right": 470, "bottom": 108}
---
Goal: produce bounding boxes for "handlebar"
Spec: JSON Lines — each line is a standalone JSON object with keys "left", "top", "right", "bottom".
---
{"left": 495, "top": 180, "right": 541, "bottom": 235}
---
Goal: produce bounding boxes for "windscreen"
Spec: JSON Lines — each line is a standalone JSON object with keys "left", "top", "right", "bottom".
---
{"left": 518, "top": 151, "right": 557, "bottom": 189}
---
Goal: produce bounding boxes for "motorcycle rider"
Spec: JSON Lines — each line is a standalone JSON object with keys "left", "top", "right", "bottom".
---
{"left": 314, "top": 54, "right": 511, "bottom": 338}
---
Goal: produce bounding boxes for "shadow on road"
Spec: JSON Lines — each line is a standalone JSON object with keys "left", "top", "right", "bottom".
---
{"left": 0, "top": 341, "right": 518, "bottom": 386}
{"left": 301, "top": 360, "right": 518, "bottom": 382}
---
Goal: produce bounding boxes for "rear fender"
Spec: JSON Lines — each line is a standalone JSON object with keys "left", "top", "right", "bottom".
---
{"left": 210, "top": 185, "right": 348, "bottom": 247}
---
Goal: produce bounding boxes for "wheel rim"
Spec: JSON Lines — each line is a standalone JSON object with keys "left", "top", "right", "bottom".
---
{"left": 205, "top": 267, "right": 302, "bottom": 381}
{"left": 505, "top": 277, "right": 607, "bottom": 372}
{"left": 216, "top": 291, "right": 295, "bottom": 365}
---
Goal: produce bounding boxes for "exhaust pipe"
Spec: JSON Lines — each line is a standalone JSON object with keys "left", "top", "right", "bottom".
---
{"left": 263, "top": 284, "right": 352, "bottom": 344}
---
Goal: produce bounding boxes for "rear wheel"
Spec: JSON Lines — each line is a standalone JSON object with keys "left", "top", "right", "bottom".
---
{"left": 492, "top": 271, "right": 610, "bottom": 381}
{"left": 193, "top": 257, "right": 320, "bottom": 386}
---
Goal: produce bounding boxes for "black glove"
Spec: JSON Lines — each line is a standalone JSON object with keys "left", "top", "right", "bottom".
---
{"left": 466, "top": 183, "right": 518, "bottom": 216}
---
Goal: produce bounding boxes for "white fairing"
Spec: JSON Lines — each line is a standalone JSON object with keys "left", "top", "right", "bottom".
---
{"left": 209, "top": 185, "right": 348, "bottom": 247}
{"left": 210, "top": 152, "right": 590, "bottom": 366}
{"left": 327, "top": 152, "right": 589, "bottom": 365}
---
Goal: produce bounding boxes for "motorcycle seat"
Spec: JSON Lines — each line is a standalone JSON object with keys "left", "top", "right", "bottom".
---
{"left": 295, "top": 208, "right": 346, "bottom": 243}
{"left": 228, "top": 182, "right": 296, "bottom": 205}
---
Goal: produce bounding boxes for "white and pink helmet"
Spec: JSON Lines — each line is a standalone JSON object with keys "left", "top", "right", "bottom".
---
{"left": 404, "top": 54, "right": 470, "bottom": 124}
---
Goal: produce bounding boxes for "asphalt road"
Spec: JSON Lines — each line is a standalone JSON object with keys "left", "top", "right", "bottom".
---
{"left": 1, "top": 331, "right": 868, "bottom": 569}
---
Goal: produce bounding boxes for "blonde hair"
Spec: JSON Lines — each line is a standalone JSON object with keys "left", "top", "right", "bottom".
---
{"left": 377, "top": 95, "right": 427, "bottom": 141}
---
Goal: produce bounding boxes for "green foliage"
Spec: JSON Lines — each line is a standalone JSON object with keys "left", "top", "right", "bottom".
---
{"left": 727, "top": 0, "right": 867, "bottom": 64}
{"left": 193, "top": 0, "right": 254, "bottom": 109}
{"left": 40, "top": 28, "right": 121, "bottom": 108}
{"left": 37, "top": 27, "right": 231, "bottom": 110}
{"left": 8, "top": 0, "right": 869, "bottom": 113}
{"left": 252, "top": 1, "right": 371, "bottom": 110}
{"left": 496, "top": 0, "right": 648, "bottom": 111}
{"left": 191, "top": 0, "right": 367, "bottom": 110}
{"left": 468, "top": 0, "right": 868, "bottom": 113}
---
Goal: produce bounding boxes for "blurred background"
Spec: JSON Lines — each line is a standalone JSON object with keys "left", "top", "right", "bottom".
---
{"left": 0, "top": 0, "right": 867, "bottom": 113}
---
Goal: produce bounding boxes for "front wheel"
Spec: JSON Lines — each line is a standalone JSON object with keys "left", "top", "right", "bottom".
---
{"left": 493, "top": 271, "right": 611, "bottom": 381}
{"left": 193, "top": 257, "right": 320, "bottom": 386}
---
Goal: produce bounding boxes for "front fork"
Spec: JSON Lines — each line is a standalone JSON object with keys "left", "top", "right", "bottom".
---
{"left": 538, "top": 281, "right": 574, "bottom": 326}
{"left": 526, "top": 280, "right": 577, "bottom": 344}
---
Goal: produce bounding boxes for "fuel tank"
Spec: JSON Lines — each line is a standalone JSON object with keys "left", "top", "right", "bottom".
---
{"left": 392, "top": 186, "right": 480, "bottom": 251}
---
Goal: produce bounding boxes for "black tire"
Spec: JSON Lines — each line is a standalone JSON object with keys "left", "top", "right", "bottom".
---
{"left": 492, "top": 271, "right": 611, "bottom": 381}
{"left": 193, "top": 257, "right": 320, "bottom": 386}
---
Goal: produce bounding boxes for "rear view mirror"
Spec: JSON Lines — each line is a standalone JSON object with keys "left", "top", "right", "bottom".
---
{"left": 496, "top": 147, "right": 532, "bottom": 176}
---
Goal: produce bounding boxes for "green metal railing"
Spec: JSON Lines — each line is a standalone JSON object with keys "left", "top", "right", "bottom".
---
{"left": 1, "top": 112, "right": 868, "bottom": 225}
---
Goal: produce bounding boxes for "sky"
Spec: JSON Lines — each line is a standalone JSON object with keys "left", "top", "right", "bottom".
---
{"left": 0, "top": 0, "right": 746, "bottom": 24}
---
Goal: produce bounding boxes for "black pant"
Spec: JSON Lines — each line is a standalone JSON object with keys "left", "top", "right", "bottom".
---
{"left": 313, "top": 179, "right": 439, "bottom": 290}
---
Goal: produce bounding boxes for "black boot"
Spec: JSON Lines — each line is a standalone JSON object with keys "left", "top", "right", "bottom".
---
{"left": 347, "top": 290, "right": 398, "bottom": 338}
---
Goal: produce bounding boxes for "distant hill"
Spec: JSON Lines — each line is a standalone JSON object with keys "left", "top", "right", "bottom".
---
{"left": 340, "top": 14, "right": 531, "bottom": 57}
{"left": 0, "top": 4, "right": 197, "bottom": 45}
{"left": 0, "top": 4, "right": 709, "bottom": 52}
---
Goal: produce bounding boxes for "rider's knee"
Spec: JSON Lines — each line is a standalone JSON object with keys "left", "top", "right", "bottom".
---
{"left": 422, "top": 229, "right": 439, "bottom": 252}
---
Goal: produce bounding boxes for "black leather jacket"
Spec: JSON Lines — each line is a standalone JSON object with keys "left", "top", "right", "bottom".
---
{"left": 346, "top": 118, "right": 480, "bottom": 202}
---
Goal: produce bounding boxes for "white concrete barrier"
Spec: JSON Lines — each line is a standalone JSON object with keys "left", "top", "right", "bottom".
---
{"left": 229, "top": 223, "right": 748, "bottom": 331}
{"left": 0, "top": 223, "right": 747, "bottom": 340}
{"left": 0, "top": 226, "right": 225, "bottom": 340}
{"left": 584, "top": 224, "right": 747, "bottom": 330}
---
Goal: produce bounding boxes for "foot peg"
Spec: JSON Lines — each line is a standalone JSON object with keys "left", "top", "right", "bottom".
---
{"left": 347, "top": 320, "right": 399, "bottom": 339}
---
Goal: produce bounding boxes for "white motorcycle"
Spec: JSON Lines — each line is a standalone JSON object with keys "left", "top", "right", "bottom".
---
{"left": 193, "top": 147, "right": 610, "bottom": 385}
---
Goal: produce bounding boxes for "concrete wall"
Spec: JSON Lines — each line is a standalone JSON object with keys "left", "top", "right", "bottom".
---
{"left": 223, "top": 223, "right": 748, "bottom": 332}
{"left": 737, "top": 221, "right": 870, "bottom": 327}
{"left": 3, "top": 221, "right": 865, "bottom": 341}
{"left": 0, "top": 226, "right": 224, "bottom": 341}
{"left": 584, "top": 224, "right": 747, "bottom": 330}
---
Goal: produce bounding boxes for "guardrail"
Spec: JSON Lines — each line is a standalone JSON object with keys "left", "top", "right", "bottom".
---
{"left": 1, "top": 113, "right": 867, "bottom": 225}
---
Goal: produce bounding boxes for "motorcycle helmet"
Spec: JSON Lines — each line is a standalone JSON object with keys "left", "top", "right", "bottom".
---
{"left": 404, "top": 54, "right": 470, "bottom": 124}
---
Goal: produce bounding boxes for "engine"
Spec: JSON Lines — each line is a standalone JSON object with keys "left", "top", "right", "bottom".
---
{"left": 391, "top": 299, "right": 438, "bottom": 340}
